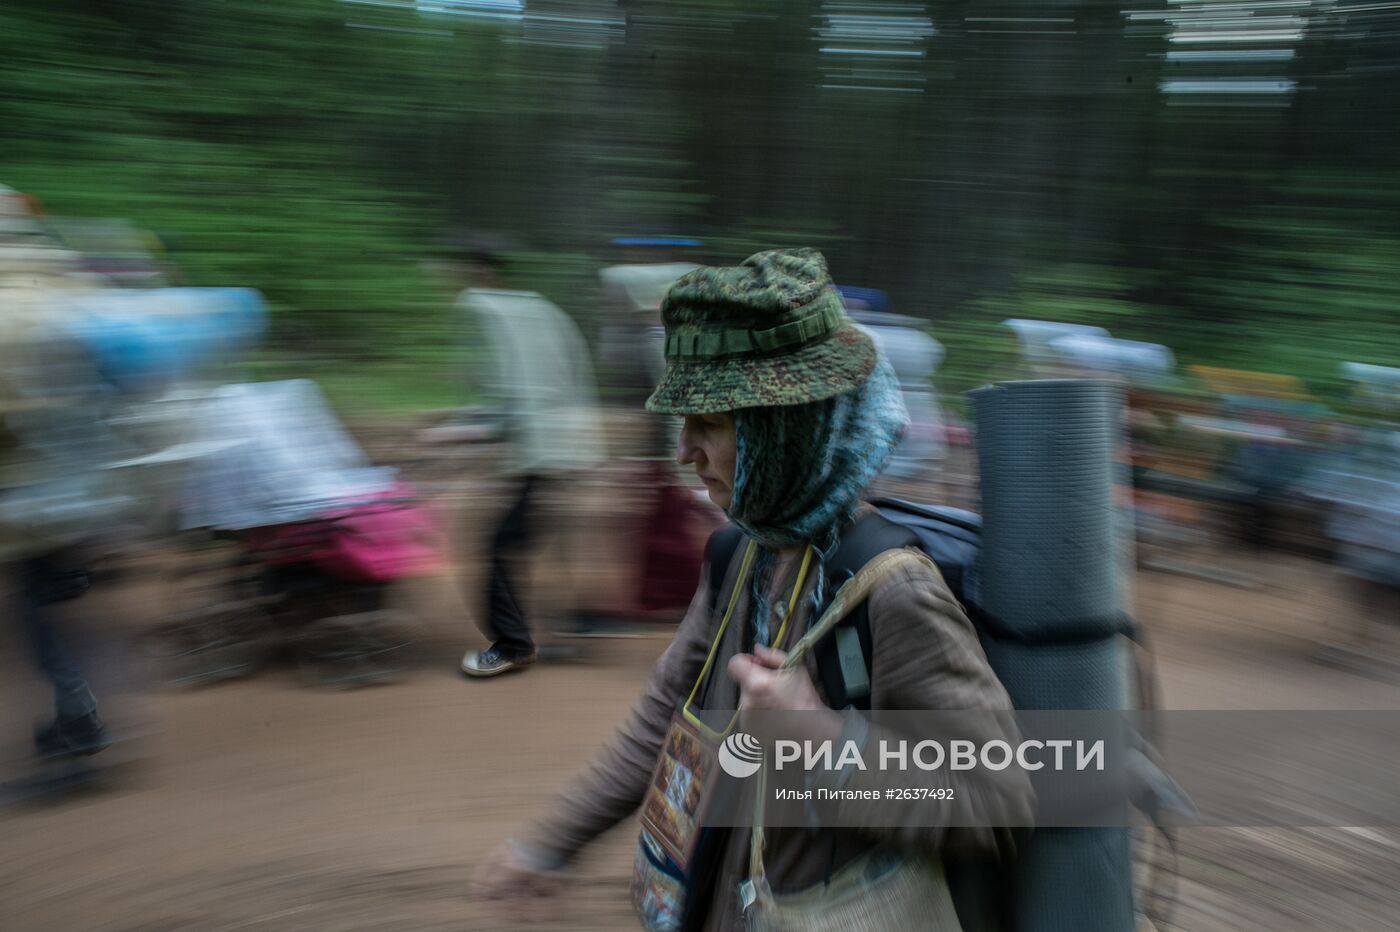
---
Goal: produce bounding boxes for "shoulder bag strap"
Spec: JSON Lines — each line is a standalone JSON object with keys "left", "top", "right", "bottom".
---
{"left": 748, "top": 548, "right": 935, "bottom": 887}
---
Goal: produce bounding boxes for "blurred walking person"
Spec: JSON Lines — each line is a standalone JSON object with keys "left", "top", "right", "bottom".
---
{"left": 1, "top": 190, "right": 118, "bottom": 757}
{"left": 446, "top": 236, "right": 604, "bottom": 677}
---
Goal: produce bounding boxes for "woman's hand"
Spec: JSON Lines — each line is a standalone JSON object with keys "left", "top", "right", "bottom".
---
{"left": 728, "top": 645, "right": 825, "bottom": 712}
{"left": 471, "top": 841, "right": 564, "bottom": 921}
{"left": 730, "top": 646, "right": 843, "bottom": 740}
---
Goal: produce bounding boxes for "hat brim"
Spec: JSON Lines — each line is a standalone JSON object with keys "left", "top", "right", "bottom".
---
{"left": 645, "top": 323, "right": 877, "bottom": 414}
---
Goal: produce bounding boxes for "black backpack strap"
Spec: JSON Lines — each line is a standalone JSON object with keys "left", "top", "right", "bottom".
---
{"left": 812, "top": 510, "right": 920, "bottom": 711}
{"left": 705, "top": 522, "right": 746, "bottom": 614}
{"left": 826, "top": 509, "right": 921, "bottom": 582}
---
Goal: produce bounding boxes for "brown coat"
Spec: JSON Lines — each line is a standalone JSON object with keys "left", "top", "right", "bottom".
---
{"left": 523, "top": 511, "right": 1033, "bottom": 930}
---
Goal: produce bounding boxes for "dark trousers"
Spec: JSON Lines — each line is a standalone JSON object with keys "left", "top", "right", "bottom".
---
{"left": 1243, "top": 488, "right": 1283, "bottom": 551}
{"left": 16, "top": 553, "right": 97, "bottom": 722}
{"left": 482, "top": 474, "right": 548, "bottom": 660}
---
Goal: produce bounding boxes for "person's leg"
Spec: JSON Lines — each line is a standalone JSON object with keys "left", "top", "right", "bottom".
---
{"left": 481, "top": 474, "right": 545, "bottom": 660}
{"left": 17, "top": 553, "right": 109, "bottom": 755}
{"left": 19, "top": 555, "right": 97, "bottom": 719}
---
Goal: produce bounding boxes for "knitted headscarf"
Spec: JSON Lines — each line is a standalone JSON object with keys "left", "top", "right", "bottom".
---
{"left": 727, "top": 356, "right": 908, "bottom": 645}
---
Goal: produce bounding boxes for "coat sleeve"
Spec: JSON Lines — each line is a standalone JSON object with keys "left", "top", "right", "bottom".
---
{"left": 804, "top": 555, "right": 1035, "bottom": 860}
{"left": 518, "top": 570, "right": 716, "bottom": 866}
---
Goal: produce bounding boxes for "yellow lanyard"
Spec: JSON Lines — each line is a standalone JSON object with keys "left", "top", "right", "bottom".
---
{"left": 682, "top": 541, "right": 815, "bottom": 743}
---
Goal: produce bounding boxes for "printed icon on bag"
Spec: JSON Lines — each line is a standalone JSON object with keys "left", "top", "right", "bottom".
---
{"left": 718, "top": 732, "right": 763, "bottom": 778}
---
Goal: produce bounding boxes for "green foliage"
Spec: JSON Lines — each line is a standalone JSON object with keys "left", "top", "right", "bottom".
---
{"left": 1177, "top": 171, "right": 1400, "bottom": 396}
{"left": 2, "top": 2, "right": 1398, "bottom": 414}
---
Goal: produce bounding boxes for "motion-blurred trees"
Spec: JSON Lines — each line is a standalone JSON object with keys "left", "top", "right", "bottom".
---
{"left": 1, "top": 0, "right": 1397, "bottom": 403}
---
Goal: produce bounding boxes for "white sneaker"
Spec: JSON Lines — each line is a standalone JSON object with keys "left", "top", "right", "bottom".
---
{"left": 461, "top": 646, "right": 536, "bottom": 678}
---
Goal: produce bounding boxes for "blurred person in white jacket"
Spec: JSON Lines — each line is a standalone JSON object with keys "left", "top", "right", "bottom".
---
{"left": 448, "top": 239, "right": 604, "bottom": 677}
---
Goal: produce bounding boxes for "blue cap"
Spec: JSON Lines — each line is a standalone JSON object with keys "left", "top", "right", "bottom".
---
{"left": 835, "top": 285, "right": 892, "bottom": 315}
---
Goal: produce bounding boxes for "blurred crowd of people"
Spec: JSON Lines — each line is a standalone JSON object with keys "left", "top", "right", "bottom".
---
{"left": 3, "top": 184, "right": 1398, "bottom": 784}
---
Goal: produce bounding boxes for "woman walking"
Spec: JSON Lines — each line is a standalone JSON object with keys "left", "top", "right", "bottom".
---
{"left": 474, "top": 248, "right": 1031, "bottom": 930}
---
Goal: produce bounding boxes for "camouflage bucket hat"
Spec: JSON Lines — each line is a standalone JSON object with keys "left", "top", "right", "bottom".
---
{"left": 645, "top": 248, "right": 876, "bottom": 414}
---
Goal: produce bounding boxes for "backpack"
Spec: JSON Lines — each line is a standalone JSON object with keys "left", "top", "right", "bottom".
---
{"left": 704, "top": 500, "right": 1167, "bottom": 932}
{"left": 704, "top": 497, "right": 1113, "bottom": 710}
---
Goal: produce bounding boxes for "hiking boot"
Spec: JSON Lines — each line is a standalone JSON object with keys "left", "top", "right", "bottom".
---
{"left": 34, "top": 712, "right": 112, "bottom": 759}
{"left": 460, "top": 645, "right": 536, "bottom": 678}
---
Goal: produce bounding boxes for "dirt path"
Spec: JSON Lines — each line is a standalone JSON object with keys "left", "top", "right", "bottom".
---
{"left": 3, "top": 453, "right": 1399, "bottom": 930}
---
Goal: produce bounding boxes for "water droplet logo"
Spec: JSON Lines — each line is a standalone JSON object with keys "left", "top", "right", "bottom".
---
{"left": 718, "top": 732, "right": 763, "bottom": 779}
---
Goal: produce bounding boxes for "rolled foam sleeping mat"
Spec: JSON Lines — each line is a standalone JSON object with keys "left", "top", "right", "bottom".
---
{"left": 966, "top": 379, "right": 1135, "bottom": 932}
{"left": 981, "top": 636, "right": 1125, "bottom": 711}
{"left": 1008, "top": 827, "right": 1136, "bottom": 932}
{"left": 971, "top": 380, "right": 1124, "bottom": 639}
